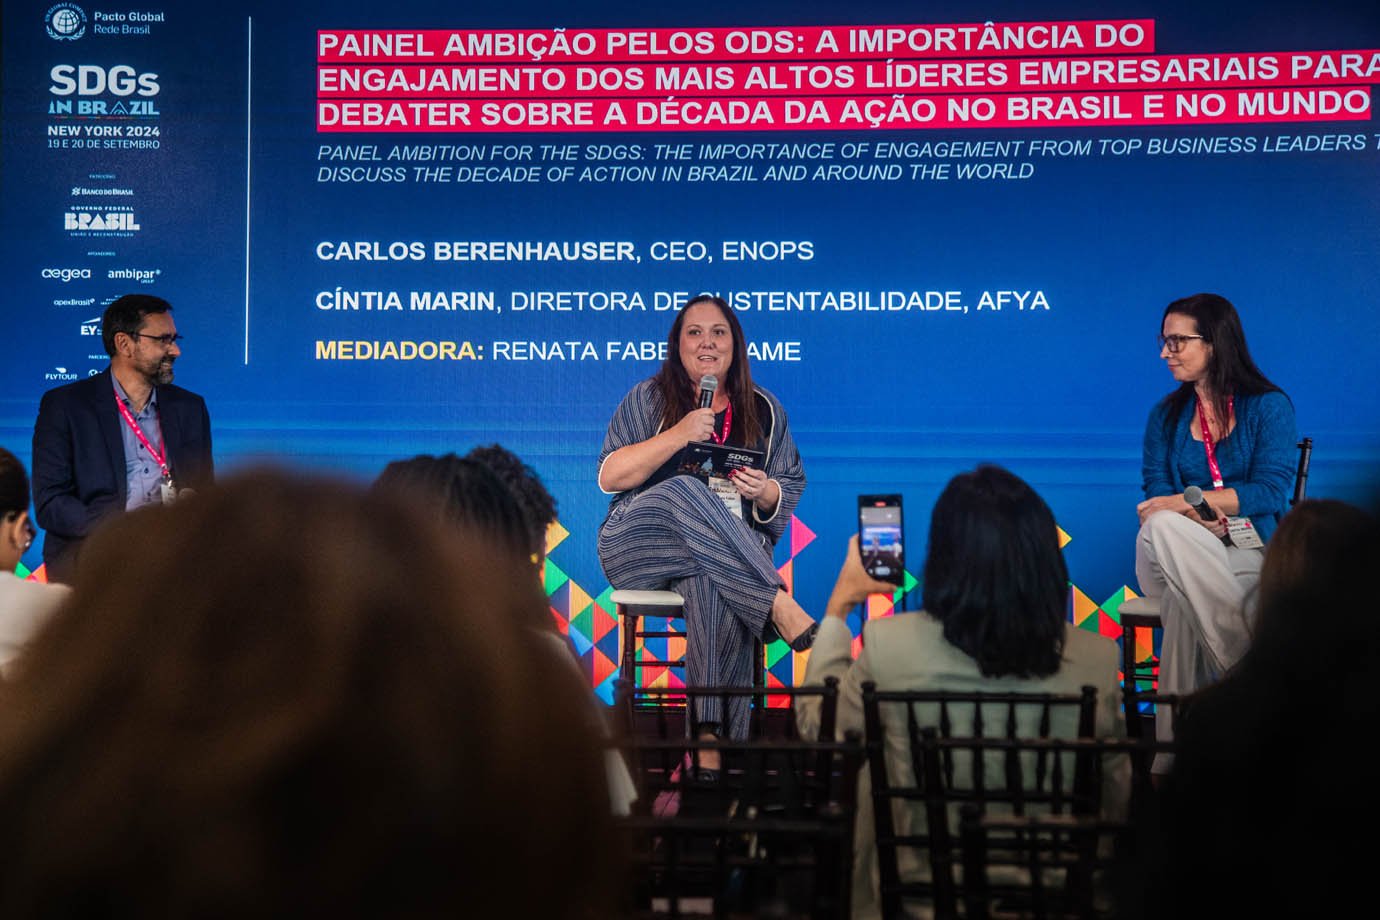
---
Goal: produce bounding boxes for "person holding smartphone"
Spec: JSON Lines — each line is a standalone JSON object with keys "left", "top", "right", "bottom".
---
{"left": 797, "top": 466, "right": 1126, "bottom": 920}
{"left": 597, "top": 294, "right": 814, "bottom": 750}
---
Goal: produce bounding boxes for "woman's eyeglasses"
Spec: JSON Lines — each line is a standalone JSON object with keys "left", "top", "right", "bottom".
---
{"left": 1158, "top": 333, "right": 1205, "bottom": 353}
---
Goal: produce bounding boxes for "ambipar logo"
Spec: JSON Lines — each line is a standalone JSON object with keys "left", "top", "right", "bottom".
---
{"left": 45, "top": 4, "right": 86, "bottom": 41}
{"left": 108, "top": 267, "right": 160, "bottom": 284}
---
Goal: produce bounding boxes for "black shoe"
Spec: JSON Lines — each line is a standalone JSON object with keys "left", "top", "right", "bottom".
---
{"left": 788, "top": 621, "right": 820, "bottom": 652}
{"left": 764, "top": 620, "right": 820, "bottom": 651}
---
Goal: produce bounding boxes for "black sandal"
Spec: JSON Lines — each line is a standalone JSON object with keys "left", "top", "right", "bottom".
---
{"left": 788, "top": 621, "right": 820, "bottom": 652}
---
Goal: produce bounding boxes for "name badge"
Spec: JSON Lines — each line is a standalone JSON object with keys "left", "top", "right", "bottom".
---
{"left": 160, "top": 476, "right": 178, "bottom": 506}
{"left": 707, "top": 475, "right": 744, "bottom": 520}
{"left": 1226, "top": 516, "right": 1264, "bottom": 550}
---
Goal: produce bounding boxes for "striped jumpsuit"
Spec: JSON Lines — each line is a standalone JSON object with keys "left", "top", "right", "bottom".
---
{"left": 597, "top": 379, "right": 805, "bottom": 739}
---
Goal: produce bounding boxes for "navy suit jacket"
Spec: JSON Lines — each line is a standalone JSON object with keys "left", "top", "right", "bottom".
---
{"left": 32, "top": 368, "right": 214, "bottom": 581}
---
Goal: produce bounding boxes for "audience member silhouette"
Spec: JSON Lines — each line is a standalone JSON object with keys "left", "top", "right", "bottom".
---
{"left": 372, "top": 451, "right": 636, "bottom": 813}
{"left": 0, "top": 470, "right": 618, "bottom": 917}
{"left": 0, "top": 447, "right": 70, "bottom": 673}
{"left": 1128, "top": 497, "right": 1380, "bottom": 919}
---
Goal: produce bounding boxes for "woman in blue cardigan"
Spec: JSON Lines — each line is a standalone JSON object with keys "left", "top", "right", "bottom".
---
{"left": 1135, "top": 293, "right": 1297, "bottom": 771}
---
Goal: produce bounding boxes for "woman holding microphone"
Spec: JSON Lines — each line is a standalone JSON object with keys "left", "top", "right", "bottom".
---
{"left": 598, "top": 295, "right": 814, "bottom": 751}
{"left": 1134, "top": 293, "right": 1297, "bottom": 769}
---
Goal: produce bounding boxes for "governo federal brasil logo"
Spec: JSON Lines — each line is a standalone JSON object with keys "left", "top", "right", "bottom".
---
{"left": 46, "top": 4, "right": 87, "bottom": 40}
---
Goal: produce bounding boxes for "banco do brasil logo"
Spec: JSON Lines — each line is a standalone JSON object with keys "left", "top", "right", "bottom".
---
{"left": 46, "top": 3, "right": 87, "bottom": 40}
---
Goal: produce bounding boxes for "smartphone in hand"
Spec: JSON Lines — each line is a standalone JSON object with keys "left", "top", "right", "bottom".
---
{"left": 858, "top": 494, "right": 904, "bottom": 585}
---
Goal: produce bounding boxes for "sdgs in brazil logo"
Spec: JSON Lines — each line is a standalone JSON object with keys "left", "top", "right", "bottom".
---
{"left": 46, "top": 4, "right": 87, "bottom": 40}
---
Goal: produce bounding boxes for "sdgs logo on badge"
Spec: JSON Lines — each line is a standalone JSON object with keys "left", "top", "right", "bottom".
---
{"left": 46, "top": 4, "right": 87, "bottom": 40}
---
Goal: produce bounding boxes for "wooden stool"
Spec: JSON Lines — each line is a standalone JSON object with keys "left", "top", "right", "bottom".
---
{"left": 613, "top": 588, "right": 766, "bottom": 692}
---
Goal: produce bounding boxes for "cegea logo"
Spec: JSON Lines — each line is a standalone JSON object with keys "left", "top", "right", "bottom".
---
{"left": 50, "top": 64, "right": 160, "bottom": 97}
{"left": 45, "top": 4, "right": 86, "bottom": 40}
{"left": 41, "top": 267, "right": 92, "bottom": 282}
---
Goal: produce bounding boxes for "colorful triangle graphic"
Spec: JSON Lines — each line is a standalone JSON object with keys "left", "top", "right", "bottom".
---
{"left": 777, "top": 559, "right": 793, "bottom": 594}
{"left": 545, "top": 518, "right": 569, "bottom": 554}
{"left": 790, "top": 514, "right": 817, "bottom": 558}
{"left": 543, "top": 557, "right": 570, "bottom": 597}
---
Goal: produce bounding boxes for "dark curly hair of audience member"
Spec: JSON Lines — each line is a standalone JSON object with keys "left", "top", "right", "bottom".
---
{"left": 374, "top": 452, "right": 531, "bottom": 558}
{"left": 466, "top": 443, "right": 558, "bottom": 561}
{"left": 372, "top": 454, "right": 555, "bottom": 635}
{"left": 0, "top": 470, "right": 618, "bottom": 917}
{"left": 921, "top": 464, "right": 1068, "bottom": 678}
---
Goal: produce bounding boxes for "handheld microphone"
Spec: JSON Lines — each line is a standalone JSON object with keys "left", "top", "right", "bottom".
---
{"left": 1184, "top": 486, "right": 1232, "bottom": 545}
{"left": 698, "top": 374, "right": 718, "bottom": 409}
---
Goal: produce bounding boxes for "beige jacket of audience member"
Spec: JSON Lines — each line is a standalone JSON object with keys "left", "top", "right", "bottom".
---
{"left": 796, "top": 613, "right": 1127, "bottom": 920}
{"left": 0, "top": 571, "right": 70, "bottom": 675}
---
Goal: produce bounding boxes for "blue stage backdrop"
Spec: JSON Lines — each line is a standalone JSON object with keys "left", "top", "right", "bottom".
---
{"left": 5, "top": 1, "right": 1379, "bottom": 699}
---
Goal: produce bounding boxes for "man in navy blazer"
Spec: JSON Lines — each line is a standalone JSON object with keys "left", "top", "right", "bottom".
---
{"left": 32, "top": 294, "right": 214, "bottom": 582}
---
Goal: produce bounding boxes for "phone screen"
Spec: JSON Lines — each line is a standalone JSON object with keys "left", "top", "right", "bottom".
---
{"left": 858, "top": 494, "right": 904, "bottom": 585}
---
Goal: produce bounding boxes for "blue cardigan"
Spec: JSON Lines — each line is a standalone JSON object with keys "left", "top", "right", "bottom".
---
{"left": 1141, "top": 390, "right": 1298, "bottom": 543}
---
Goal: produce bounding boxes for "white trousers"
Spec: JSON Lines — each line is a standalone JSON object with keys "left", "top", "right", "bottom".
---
{"left": 1135, "top": 510, "right": 1263, "bottom": 764}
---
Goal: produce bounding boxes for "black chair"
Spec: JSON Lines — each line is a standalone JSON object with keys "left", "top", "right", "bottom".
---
{"left": 615, "top": 680, "right": 843, "bottom": 812}
{"left": 957, "top": 799, "right": 1120, "bottom": 919}
{"left": 614, "top": 681, "right": 862, "bottom": 920}
{"left": 1120, "top": 436, "right": 1312, "bottom": 730}
{"left": 861, "top": 683, "right": 1121, "bottom": 919}
{"left": 954, "top": 729, "right": 1176, "bottom": 920}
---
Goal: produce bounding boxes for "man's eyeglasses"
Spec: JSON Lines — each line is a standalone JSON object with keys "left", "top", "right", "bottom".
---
{"left": 130, "top": 332, "right": 184, "bottom": 347}
{"left": 1158, "top": 333, "right": 1204, "bottom": 353}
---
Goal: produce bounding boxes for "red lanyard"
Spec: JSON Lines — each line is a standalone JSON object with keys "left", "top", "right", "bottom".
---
{"left": 114, "top": 392, "right": 171, "bottom": 480}
{"left": 710, "top": 402, "right": 733, "bottom": 444}
{"left": 1196, "top": 395, "right": 1234, "bottom": 490}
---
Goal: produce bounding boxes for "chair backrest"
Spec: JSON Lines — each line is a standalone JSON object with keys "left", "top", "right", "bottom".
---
{"left": 955, "top": 733, "right": 1170, "bottom": 920}
{"left": 613, "top": 697, "right": 864, "bottom": 920}
{"left": 1292, "top": 436, "right": 1313, "bottom": 506}
{"left": 860, "top": 683, "right": 1107, "bottom": 920}
{"left": 958, "top": 801, "right": 1118, "bottom": 920}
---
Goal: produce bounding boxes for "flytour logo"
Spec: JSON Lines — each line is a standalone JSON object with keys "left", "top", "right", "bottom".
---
{"left": 45, "top": 4, "right": 86, "bottom": 40}
{"left": 45, "top": 367, "right": 79, "bottom": 381}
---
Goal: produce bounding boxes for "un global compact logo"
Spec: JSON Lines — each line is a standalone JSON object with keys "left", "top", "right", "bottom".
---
{"left": 46, "top": 3, "right": 86, "bottom": 40}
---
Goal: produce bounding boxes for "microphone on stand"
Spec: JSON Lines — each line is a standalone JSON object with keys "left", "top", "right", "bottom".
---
{"left": 698, "top": 374, "right": 718, "bottom": 409}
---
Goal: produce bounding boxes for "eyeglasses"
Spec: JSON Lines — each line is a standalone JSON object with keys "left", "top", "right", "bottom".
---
{"left": 1158, "top": 333, "right": 1204, "bottom": 353}
{"left": 130, "top": 332, "right": 184, "bottom": 347}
